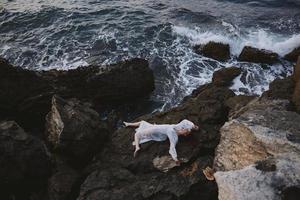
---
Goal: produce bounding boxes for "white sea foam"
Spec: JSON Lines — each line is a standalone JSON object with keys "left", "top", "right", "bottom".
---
{"left": 172, "top": 25, "right": 300, "bottom": 56}
{"left": 169, "top": 25, "right": 294, "bottom": 103}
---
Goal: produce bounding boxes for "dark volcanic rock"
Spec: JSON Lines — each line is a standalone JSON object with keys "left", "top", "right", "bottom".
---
{"left": 194, "top": 42, "right": 230, "bottom": 62}
{"left": 238, "top": 46, "right": 279, "bottom": 64}
{"left": 0, "top": 121, "right": 51, "bottom": 198}
{"left": 43, "top": 58, "right": 155, "bottom": 104}
{"left": 48, "top": 159, "right": 80, "bottom": 200}
{"left": 0, "top": 57, "right": 154, "bottom": 132}
{"left": 284, "top": 47, "right": 300, "bottom": 62}
{"left": 45, "top": 95, "right": 109, "bottom": 167}
{"left": 78, "top": 157, "right": 217, "bottom": 200}
{"left": 77, "top": 80, "right": 235, "bottom": 199}
{"left": 212, "top": 67, "right": 241, "bottom": 86}
{"left": 0, "top": 57, "right": 54, "bottom": 131}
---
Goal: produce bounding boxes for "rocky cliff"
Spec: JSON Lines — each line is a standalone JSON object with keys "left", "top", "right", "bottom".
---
{"left": 0, "top": 56, "right": 299, "bottom": 200}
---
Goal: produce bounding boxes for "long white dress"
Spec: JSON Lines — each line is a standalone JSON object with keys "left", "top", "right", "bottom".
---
{"left": 133, "top": 119, "right": 195, "bottom": 161}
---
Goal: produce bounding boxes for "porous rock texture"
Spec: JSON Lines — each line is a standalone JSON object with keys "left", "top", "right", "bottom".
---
{"left": 213, "top": 98, "right": 300, "bottom": 200}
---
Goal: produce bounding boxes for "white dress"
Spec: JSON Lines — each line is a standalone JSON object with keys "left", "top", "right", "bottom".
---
{"left": 133, "top": 119, "right": 195, "bottom": 161}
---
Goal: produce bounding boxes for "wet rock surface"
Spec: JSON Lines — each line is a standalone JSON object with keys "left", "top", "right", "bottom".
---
{"left": 238, "top": 46, "right": 279, "bottom": 64}
{"left": 212, "top": 67, "right": 241, "bottom": 87}
{"left": 194, "top": 42, "right": 230, "bottom": 62}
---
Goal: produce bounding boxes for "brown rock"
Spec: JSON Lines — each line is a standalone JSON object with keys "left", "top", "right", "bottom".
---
{"left": 284, "top": 47, "right": 300, "bottom": 62}
{"left": 262, "top": 76, "right": 295, "bottom": 101}
{"left": 293, "top": 57, "right": 300, "bottom": 112}
{"left": 293, "top": 81, "right": 300, "bottom": 112}
{"left": 293, "top": 56, "right": 300, "bottom": 83}
{"left": 213, "top": 121, "right": 268, "bottom": 171}
{"left": 213, "top": 98, "right": 300, "bottom": 200}
{"left": 225, "top": 95, "right": 256, "bottom": 118}
{"left": 212, "top": 67, "right": 241, "bottom": 86}
{"left": 152, "top": 156, "right": 179, "bottom": 172}
{"left": 238, "top": 46, "right": 279, "bottom": 64}
{"left": 194, "top": 42, "right": 230, "bottom": 62}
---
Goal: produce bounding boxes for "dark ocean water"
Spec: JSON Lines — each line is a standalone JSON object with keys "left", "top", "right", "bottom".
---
{"left": 1, "top": 0, "right": 300, "bottom": 111}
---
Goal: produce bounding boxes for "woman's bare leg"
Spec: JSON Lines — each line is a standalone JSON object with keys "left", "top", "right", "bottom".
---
{"left": 134, "top": 133, "right": 140, "bottom": 157}
{"left": 124, "top": 121, "right": 142, "bottom": 127}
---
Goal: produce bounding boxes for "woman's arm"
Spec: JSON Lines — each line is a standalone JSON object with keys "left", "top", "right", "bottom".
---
{"left": 167, "top": 131, "right": 179, "bottom": 163}
{"left": 169, "top": 142, "right": 178, "bottom": 162}
{"left": 124, "top": 121, "right": 142, "bottom": 127}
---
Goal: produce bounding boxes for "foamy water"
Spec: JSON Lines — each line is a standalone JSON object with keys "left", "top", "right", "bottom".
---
{"left": 0, "top": 0, "right": 299, "bottom": 111}
{"left": 173, "top": 25, "right": 300, "bottom": 56}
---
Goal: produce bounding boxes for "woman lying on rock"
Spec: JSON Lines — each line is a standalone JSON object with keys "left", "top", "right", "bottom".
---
{"left": 124, "top": 119, "right": 199, "bottom": 164}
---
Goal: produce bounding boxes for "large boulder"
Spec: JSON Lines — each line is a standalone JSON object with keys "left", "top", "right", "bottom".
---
{"left": 212, "top": 67, "right": 241, "bottom": 86}
{"left": 284, "top": 47, "right": 300, "bottom": 62}
{"left": 225, "top": 95, "right": 256, "bottom": 118}
{"left": 194, "top": 42, "right": 231, "bottom": 62}
{"left": 238, "top": 46, "right": 279, "bottom": 64}
{"left": 76, "top": 71, "right": 236, "bottom": 199}
{"left": 45, "top": 95, "right": 109, "bottom": 167}
{"left": 262, "top": 76, "right": 295, "bottom": 101}
{"left": 0, "top": 121, "right": 51, "bottom": 198}
{"left": 0, "top": 57, "right": 154, "bottom": 131}
{"left": 213, "top": 98, "right": 300, "bottom": 200}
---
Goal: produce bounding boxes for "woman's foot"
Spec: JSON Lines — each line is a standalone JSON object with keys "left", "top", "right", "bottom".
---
{"left": 123, "top": 121, "right": 129, "bottom": 127}
{"left": 133, "top": 147, "right": 140, "bottom": 157}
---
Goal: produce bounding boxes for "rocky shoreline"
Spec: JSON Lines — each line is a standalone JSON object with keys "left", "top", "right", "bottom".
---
{"left": 0, "top": 48, "right": 300, "bottom": 200}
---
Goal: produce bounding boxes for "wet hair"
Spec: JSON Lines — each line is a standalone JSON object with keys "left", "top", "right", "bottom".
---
{"left": 174, "top": 119, "right": 195, "bottom": 131}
